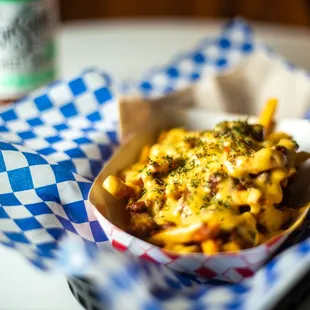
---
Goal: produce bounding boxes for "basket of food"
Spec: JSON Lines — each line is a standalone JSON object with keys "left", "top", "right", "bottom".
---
{"left": 92, "top": 96, "right": 310, "bottom": 282}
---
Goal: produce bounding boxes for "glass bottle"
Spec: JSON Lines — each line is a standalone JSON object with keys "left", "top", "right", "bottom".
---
{"left": 0, "top": 0, "right": 58, "bottom": 103}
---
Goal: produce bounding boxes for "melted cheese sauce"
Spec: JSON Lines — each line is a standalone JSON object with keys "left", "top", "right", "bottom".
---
{"left": 120, "top": 121, "right": 299, "bottom": 251}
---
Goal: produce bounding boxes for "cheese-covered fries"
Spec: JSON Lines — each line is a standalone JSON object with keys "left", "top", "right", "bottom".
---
{"left": 103, "top": 100, "right": 309, "bottom": 254}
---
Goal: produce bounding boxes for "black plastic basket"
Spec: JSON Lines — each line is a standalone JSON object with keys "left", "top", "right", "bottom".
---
{"left": 68, "top": 276, "right": 104, "bottom": 310}
{"left": 67, "top": 218, "right": 310, "bottom": 310}
{"left": 67, "top": 271, "right": 310, "bottom": 310}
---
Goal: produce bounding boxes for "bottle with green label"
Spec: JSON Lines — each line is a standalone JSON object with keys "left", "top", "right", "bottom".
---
{"left": 0, "top": 0, "right": 58, "bottom": 102}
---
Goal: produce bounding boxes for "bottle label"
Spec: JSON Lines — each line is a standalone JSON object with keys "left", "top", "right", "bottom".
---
{"left": 0, "top": 0, "right": 58, "bottom": 98}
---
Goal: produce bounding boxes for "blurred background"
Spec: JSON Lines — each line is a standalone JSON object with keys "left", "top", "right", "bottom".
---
{"left": 55, "top": 0, "right": 310, "bottom": 81}
{"left": 1, "top": 0, "right": 310, "bottom": 103}
{"left": 59, "top": 0, "right": 310, "bottom": 26}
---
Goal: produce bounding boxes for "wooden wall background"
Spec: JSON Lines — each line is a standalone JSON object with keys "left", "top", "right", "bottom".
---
{"left": 60, "top": 0, "right": 310, "bottom": 26}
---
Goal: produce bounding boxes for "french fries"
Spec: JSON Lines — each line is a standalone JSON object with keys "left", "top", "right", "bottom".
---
{"left": 103, "top": 175, "right": 133, "bottom": 199}
{"left": 157, "top": 130, "right": 167, "bottom": 143}
{"left": 164, "top": 244, "right": 200, "bottom": 253}
{"left": 102, "top": 98, "right": 310, "bottom": 255}
{"left": 259, "top": 98, "right": 278, "bottom": 136}
{"left": 139, "top": 145, "right": 150, "bottom": 164}
{"left": 201, "top": 240, "right": 219, "bottom": 255}
{"left": 149, "top": 223, "right": 203, "bottom": 245}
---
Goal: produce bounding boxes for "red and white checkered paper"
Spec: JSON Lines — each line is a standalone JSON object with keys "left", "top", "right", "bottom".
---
{"left": 94, "top": 208, "right": 291, "bottom": 283}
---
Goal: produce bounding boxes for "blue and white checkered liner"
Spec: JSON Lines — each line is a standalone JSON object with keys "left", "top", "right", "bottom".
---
{"left": 133, "top": 20, "right": 254, "bottom": 98}
{"left": 1, "top": 19, "right": 310, "bottom": 309}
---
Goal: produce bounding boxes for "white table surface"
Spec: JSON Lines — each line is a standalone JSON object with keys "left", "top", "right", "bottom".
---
{"left": 0, "top": 19, "right": 310, "bottom": 310}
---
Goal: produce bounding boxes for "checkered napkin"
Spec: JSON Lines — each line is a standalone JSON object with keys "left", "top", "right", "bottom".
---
{"left": 1, "top": 19, "right": 310, "bottom": 310}
{"left": 130, "top": 19, "right": 254, "bottom": 97}
{"left": 0, "top": 69, "right": 120, "bottom": 268}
